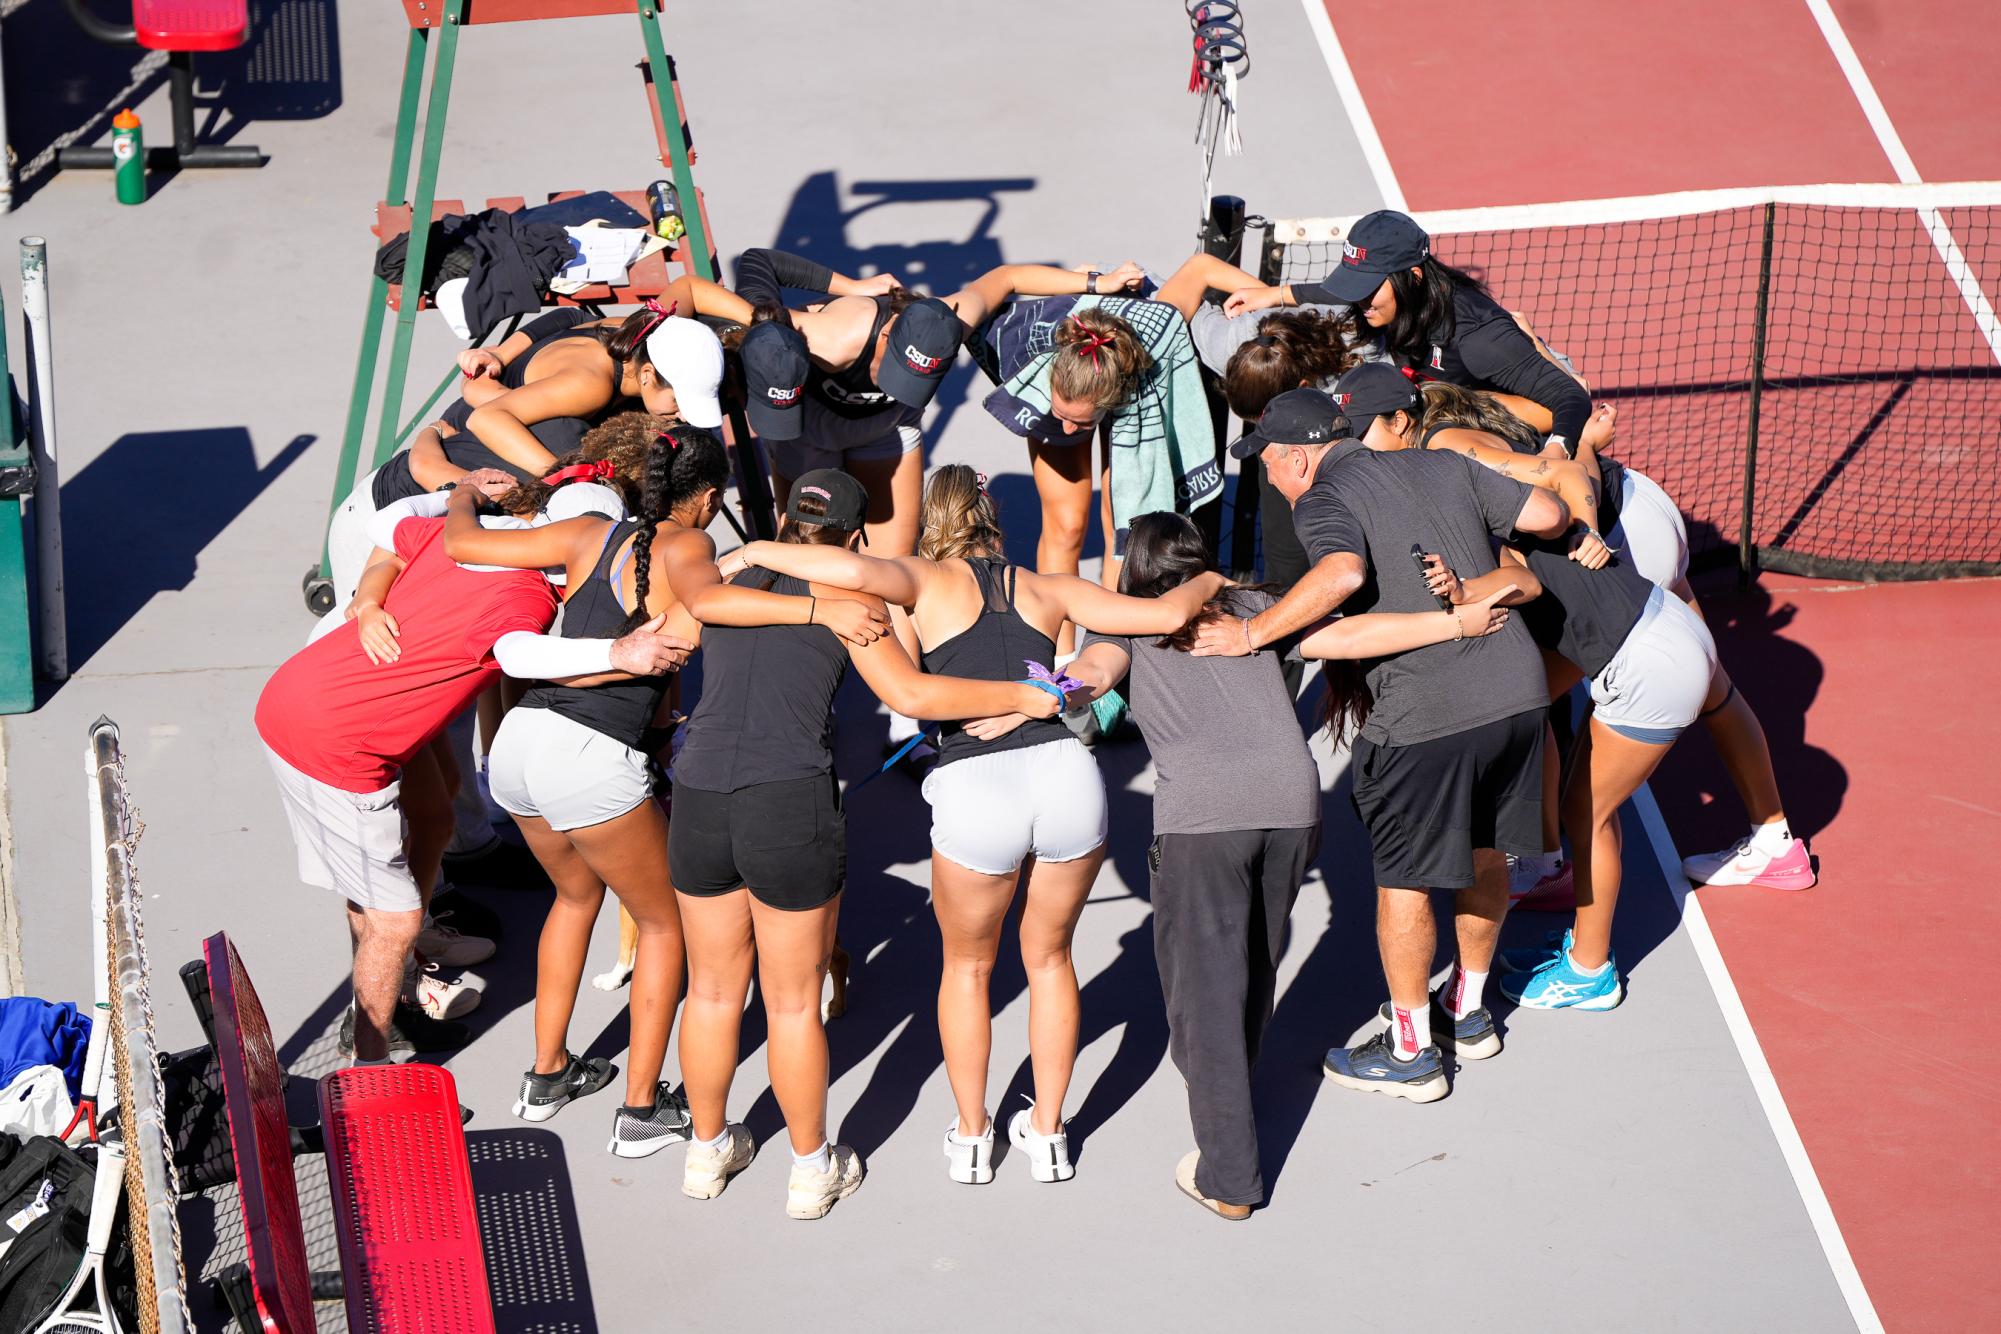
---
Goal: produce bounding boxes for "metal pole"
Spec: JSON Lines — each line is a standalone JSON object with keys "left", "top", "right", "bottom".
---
{"left": 20, "top": 237, "right": 66, "bottom": 680}
{"left": 1739, "top": 201, "right": 1776, "bottom": 583}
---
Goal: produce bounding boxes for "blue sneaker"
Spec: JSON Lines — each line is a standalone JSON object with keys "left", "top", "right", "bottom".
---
{"left": 1497, "top": 928, "right": 1572, "bottom": 976}
{"left": 1323, "top": 1031, "right": 1448, "bottom": 1103}
{"left": 1501, "top": 947, "right": 1624, "bottom": 1011}
{"left": 1376, "top": 999, "right": 1503, "bottom": 1061}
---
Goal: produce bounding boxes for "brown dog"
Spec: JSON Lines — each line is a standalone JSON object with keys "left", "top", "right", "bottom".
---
{"left": 594, "top": 905, "right": 851, "bottom": 1020}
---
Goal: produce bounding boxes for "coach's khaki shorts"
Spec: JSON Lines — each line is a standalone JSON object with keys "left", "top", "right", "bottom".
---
{"left": 262, "top": 743, "right": 421, "bottom": 913}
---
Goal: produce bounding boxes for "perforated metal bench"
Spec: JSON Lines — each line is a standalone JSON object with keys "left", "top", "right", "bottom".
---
{"left": 205, "top": 931, "right": 495, "bottom": 1333}
{"left": 57, "top": 0, "right": 265, "bottom": 171}
{"left": 319, "top": 1064, "right": 497, "bottom": 1333}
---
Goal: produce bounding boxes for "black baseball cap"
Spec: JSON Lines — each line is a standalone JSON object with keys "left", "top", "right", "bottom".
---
{"left": 1229, "top": 387, "right": 1350, "bottom": 458}
{"left": 786, "top": 469, "right": 870, "bottom": 533}
{"left": 739, "top": 321, "right": 809, "bottom": 441}
{"left": 876, "top": 297, "right": 964, "bottom": 409}
{"left": 1305, "top": 210, "right": 1431, "bottom": 305}
{"left": 1331, "top": 362, "right": 1418, "bottom": 441}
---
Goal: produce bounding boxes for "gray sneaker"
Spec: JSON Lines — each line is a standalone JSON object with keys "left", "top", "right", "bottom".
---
{"left": 607, "top": 1084, "right": 694, "bottom": 1158}
{"left": 513, "top": 1054, "right": 615, "bottom": 1122}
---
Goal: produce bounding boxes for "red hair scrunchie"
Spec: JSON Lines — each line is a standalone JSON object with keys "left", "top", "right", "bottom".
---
{"left": 541, "top": 457, "right": 619, "bottom": 487}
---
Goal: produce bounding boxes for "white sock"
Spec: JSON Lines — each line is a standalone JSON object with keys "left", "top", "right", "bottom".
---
{"left": 1749, "top": 819, "right": 1792, "bottom": 855}
{"left": 349, "top": 1055, "right": 393, "bottom": 1069}
{"left": 695, "top": 1126, "right": 728, "bottom": 1153}
{"left": 1444, "top": 967, "right": 1488, "bottom": 1018}
{"left": 1526, "top": 850, "right": 1562, "bottom": 878}
{"left": 1388, "top": 1002, "right": 1431, "bottom": 1059}
{"left": 793, "top": 1142, "right": 832, "bottom": 1174}
{"left": 1564, "top": 947, "right": 1611, "bottom": 978}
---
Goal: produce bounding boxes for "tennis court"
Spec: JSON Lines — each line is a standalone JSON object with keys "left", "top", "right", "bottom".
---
{"left": 0, "top": 1, "right": 1994, "bottom": 1329}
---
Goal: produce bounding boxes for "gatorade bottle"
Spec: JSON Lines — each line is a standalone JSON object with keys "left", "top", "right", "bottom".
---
{"left": 647, "top": 180, "right": 687, "bottom": 244}
{"left": 112, "top": 109, "right": 145, "bottom": 206}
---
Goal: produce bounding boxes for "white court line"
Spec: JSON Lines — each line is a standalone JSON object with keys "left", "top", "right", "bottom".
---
{"left": 1296, "top": 0, "right": 1407, "bottom": 214}
{"left": 1630, "top": 784, "right": 1883, "bottom": 1333}
{"left": 1802, "top": 0, "right": 2001, "bottom": 366}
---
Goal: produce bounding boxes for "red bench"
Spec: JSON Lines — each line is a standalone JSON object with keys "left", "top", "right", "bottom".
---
{"left": 320, "top": 1065, "right": 496, "bottom": 1333}
{"left": 134, "top": 0, "right": 249, "bottom": 51}
{"left": 205, "top": 932, "right": 495, "bottom": 1333}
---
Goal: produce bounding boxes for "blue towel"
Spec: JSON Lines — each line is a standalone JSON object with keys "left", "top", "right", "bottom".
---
{"left": 0, "top": 998, "right": 92, "bottom": 1100}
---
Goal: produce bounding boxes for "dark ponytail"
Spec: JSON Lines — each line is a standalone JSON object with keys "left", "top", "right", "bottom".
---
{"left": 1379, "top": 257, "right": 1488, "bottom": 360}
{"left": 622, "top": 424, "right": 730, "bottom": 629}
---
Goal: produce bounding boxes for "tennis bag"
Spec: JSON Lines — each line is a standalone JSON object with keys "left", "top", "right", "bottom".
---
{"left": 0, "top": 1134, "right": 136, "bottom": 1332}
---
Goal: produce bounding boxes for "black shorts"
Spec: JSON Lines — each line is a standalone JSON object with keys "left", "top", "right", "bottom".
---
{"left": 1349, "top": 709, "right": 1545, "bottom": 891}
{"left": 668, "top": 773, "right": 846, "bottom": 912}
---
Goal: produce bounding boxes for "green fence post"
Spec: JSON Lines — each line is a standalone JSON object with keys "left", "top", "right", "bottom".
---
{"left": 319, "top": 25, "right": 433, "bottom": 580}
{"left": 0, "top": 283, "right": 33, "bottom": 713}
{"left": 638, "top": 3, "right": 714, "bottom": 280}
{"left": 370, "top": 2, "right": 465, "bottom": 472}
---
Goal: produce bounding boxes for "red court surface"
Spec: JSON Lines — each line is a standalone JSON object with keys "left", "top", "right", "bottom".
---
{"left": 1651, "top": 574, "right": 2001, "bottom": 1333}
{"left": 1325, "top": 0, "right": 2001, "bottom": 211}
{"left": 1316, "top": 0, "right": 2001, "bottom": 1324}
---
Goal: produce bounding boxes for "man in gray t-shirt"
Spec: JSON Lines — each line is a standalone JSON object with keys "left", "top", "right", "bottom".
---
{"left": 1070, "top": 586, "right": 1320, "bottom": 1218}
{"left": 1190, "top": 378, "right": 1570, "bottom": 1105}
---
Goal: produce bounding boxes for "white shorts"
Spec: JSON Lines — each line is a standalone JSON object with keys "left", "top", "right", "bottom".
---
{"left": 770, "top": 396, "right": 923, "bottom": 478}
{"left": 262, "top": 742, "right": 420, "bottom": 913}
{"left": 325, "top": 466, "right": 387, "bottom": 611}
{"left": 486, "top": 705, "right": 653, "bottom": 832}
{"left": 922, "top": 737, "right": 1107, "bottom": 876}
{"left": 1589, "top": 588, "right": 1719, "bottom": 745}
{"left": 1608, "top": 467, "right": 1689, "bottom": 590}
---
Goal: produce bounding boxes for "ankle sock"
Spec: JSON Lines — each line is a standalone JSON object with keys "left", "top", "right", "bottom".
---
{"left": 1444, "top": 967, "right": 1488, "bottom": 1018}
{"left": 349, "top": 1055, "right": 393, "bottom": 1069}
{"left": 1388, "top": 1001, "right": 1432, "bottom": 1059}
{"left": 694, "top": 1126, "right": 729, "bottom": 1153}
{"left": 793, "top": 1142, "right": 832, "bottom": 1174}
{"left": 620, "top": 1098, "right": 658, "bottom": 1117}
{"left": 1564, "top": 947, "right": 1611, "bottom": 978}
{"left": 1749, "top": 819, "right": 1793, "bottom": 856}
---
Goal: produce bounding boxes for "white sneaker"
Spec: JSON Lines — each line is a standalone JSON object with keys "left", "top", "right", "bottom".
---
{"left": 682, "top": 1123, "right": 755, "bottom": 1200}
{"left": 1681, "top": 832, "right": 1816, "bottom": 890}
{"left": 786, "top": 1144, "right": 864, "bottom": 1219}
{"left": 1007, "top": 1105, "right": 1074, "bottom": 1183}
{"left": 942, "top": 1118, "right": 994, "bottom": 1184}
{"left": 404, "top": 958, "right": 481, "bottom": 1021}
{"left": 414, "top": 915, "right": 495, "bottom": 967}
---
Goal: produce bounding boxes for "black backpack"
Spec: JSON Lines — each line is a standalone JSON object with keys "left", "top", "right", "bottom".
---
{"left": 0, "top": 1135, "right": 137, "bottom": 1332}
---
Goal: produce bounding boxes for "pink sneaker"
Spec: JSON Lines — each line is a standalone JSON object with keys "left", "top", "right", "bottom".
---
{"left": 1682, "top": 836, "right": 1816, "bottom": 890}
{"left": 1516, "top": 862, "right": 1576, "bottom": 912}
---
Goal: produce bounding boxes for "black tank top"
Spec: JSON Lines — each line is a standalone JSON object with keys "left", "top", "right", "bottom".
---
{"left": 921, "top": 557, "right": 1068, "bottom": 767}
{"left": 372, "top": 313, "right": 601, "bottom": 507}
{"left": 806, "top": 296, "right": 897, "bottom": 419}
{"left": 1517, "top": 540, "right": 1653, "bottom": 678}
{"left": 515, "top": 521, "right": 670, "bottom": 749}
{"left": 674, "top": 571, "right": 849, "bottom": 792}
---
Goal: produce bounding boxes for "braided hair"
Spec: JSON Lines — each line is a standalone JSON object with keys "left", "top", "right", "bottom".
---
{"left": 622, "top": 423, "right": 730, "bottom": 630}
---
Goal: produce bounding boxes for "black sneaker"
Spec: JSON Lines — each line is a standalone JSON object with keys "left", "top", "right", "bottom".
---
{"left": 337, "top": 1001, "right": 470, "bottom": 1058}
{"left": 442, "top": 838, "right": 549, "bottom": 890}
{"left": 607, "top": 1084, "right": 694, "bottom": 1158}
{"left": 428, "top": 885, "right": 503, "bottom": 943}
{"left": 513, "top": 1054, "right": 615, "bottom": 1123}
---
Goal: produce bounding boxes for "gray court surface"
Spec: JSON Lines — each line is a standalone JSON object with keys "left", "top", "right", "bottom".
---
{"left": 0, "top": 4, "right": 1852, "bottom": 1329}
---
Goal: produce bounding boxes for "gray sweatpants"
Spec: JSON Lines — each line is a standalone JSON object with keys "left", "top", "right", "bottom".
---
{"left": 1151, "top": 823, "right": 1319, "bottom": 1206}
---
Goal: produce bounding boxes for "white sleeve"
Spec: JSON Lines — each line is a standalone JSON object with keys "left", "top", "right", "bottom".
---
{"left": 491, "top": 630, "right": 616, "bottom": 680}
{"left": 363, "top": 490, "right": 451, "bottom": 551}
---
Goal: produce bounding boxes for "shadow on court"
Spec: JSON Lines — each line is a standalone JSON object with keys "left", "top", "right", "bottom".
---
{"left": 59, "top": 427, "right": 315, "bottom": 670}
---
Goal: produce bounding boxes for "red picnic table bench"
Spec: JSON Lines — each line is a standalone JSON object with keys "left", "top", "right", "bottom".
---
{"left": 205, "top": 931, "right": 496, "bottom": 1333}
{"left": 58, "top": 0, "right": 265, "bottom": 171}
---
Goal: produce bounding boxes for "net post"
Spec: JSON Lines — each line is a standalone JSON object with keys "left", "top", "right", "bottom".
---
{"left": 1196, "top": 196, "right": 1247, "bottom": 559}
{"left": 1739, "top": 200, "right": 1776, "bottom": 585}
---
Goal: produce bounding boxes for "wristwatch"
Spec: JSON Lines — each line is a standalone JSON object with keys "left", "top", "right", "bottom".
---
{"left": 1086, "top": 270, "right": 1102, "bottom": 295}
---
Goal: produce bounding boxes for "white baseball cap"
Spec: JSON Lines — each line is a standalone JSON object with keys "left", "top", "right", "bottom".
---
{"left": 644, "top": 316, "right": 725, "bottom": 428}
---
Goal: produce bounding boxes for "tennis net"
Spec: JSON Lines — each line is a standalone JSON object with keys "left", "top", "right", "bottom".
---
{"left": 1255, "top": 182, "right": 2001, "bottom": 580}
{"left": 91, "top": 717, "right": 192, "bottom": 1334}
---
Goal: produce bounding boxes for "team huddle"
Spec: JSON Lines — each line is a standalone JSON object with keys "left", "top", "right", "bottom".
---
{"left": 254, "top": 208, "right": 1816, "bottom": 1223}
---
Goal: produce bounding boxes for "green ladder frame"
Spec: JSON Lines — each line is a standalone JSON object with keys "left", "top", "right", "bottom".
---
{"left": 0, "top": 280, "right": 32, "bottom": 714}
{"left": 309, "top": 0, "right": 770, "bottom": 607}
